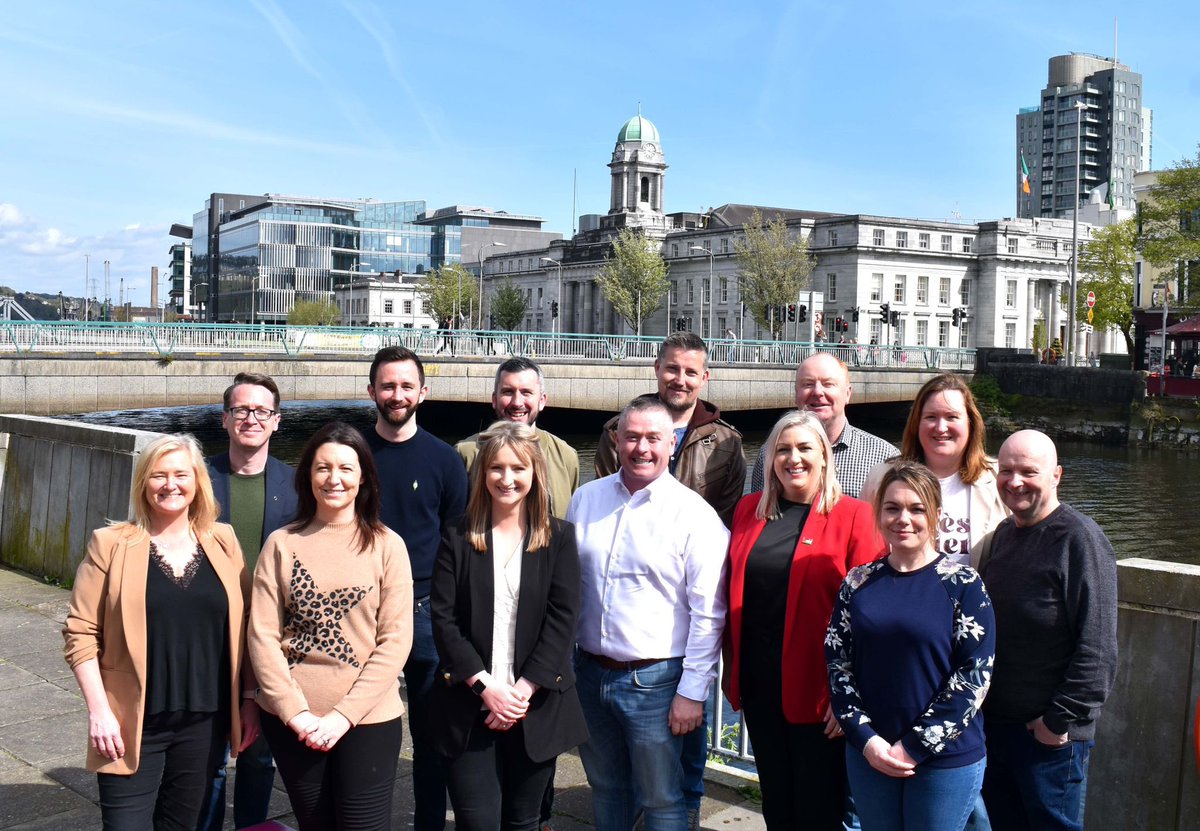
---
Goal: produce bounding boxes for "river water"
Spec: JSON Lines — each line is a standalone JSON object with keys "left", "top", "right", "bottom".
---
{"left": 71, "top": 400, "right": 1199, "bottom": 566}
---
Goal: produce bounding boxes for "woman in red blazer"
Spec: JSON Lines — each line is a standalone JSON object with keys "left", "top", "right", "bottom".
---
{"left": 725, "top": 409, "right": 881, "bottom": 830}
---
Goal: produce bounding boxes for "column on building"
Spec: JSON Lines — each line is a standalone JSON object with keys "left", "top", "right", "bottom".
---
{"left": 1026, "top": 277, "right": 1038, "bottom": 349}
{"left": 1048, "top": 280, "right": 1062, "bottom": 346}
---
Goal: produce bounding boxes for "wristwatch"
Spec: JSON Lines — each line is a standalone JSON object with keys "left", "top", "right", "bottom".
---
{"left": 470, "top": 679, "right": 487, "bottom": 696}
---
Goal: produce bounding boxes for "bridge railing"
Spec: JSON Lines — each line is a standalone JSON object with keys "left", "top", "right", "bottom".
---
{"left": 0, "top": 321, "right": 976, "bottom": 370}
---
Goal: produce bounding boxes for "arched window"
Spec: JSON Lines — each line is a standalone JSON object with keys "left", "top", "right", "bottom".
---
{"left": 641, "top": 177, "right": 650, "bottom": 202}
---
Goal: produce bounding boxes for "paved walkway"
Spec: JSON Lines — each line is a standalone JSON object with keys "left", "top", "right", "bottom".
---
{"left": 0, "top": 565, "right": 765, "bottom": 829}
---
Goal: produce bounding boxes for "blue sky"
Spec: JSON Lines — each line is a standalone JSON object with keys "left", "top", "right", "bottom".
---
{"left": 2, "top": 0, "right": 1198, "bottom": 303}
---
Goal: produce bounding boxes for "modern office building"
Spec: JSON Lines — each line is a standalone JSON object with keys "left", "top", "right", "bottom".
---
{"left": 1016, "top": 53, "right": 1152, "bottom": 219}
{"left": 165, "top": 241, "right": 192, "bottom": 318}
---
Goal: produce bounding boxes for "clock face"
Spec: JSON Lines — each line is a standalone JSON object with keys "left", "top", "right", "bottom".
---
{"left": 644, "top": 143, "right": 657, "bottom": 153}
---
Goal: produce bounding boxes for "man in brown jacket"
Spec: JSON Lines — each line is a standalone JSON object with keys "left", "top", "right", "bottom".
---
{"left": 592, "top": 331, "right": 744, "bottom": 831}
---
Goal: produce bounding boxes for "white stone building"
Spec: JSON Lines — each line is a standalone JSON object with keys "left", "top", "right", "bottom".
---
{"left": 332, "top": 272, "right": 436, "bottom": 328}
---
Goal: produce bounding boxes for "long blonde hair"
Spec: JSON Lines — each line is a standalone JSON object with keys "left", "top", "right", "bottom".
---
{"left": 125, "top": 434, "right": 219, "bottom": 535}
{"left": 465, "top": 421, "right": 552, "bottom": 552}
{"left": 756, "top": 410, "right": 841, "bottom": 520}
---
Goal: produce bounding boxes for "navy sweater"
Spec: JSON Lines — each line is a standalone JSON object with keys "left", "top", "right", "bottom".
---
{"left": 826, "top": 555, "right": 994, "bottom": 768}
{"left": 365, "top": 426, "right": 468, "bottom": 598}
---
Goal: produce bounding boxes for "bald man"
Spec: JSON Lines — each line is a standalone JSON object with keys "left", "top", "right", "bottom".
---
{"left": 748, "top": 352, "right": 897, "bottom": 497}
{"left": 979, "top": 430, "right": 1118, "bottom": 831}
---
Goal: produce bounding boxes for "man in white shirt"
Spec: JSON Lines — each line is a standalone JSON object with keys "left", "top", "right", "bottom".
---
{"left": 567, "top": 397, "right": 729, "bottom": 831}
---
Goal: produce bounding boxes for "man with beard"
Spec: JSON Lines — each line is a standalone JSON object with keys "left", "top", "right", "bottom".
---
{"left": 456, "top": 357, "right": 579, "bottom": 519}
{"left": 593, "top": 332, "right": 744, "bottom": 831}
{"left": 365, "top": 346, "right": 469, "bottom": 831}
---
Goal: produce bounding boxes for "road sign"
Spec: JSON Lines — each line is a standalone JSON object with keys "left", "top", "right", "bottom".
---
{"left": 1088, "top": 309, "right": 1094, "bottom": 324}
{"left": 1086, "top": 291, "right": 1096, "bottom": 308}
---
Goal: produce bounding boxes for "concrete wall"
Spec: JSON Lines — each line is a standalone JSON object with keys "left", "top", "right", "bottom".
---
{"left": 0, "top": 416, "right": 162, "bottom": 580}
{"left": 1089, "top": 558, "right": 1200, "bottom": 829}
{"left": 0, "top": 355, "right": 945, "bottom": 416}
{"left": 985, "top": 362, "right": 1145, "bottom": 407}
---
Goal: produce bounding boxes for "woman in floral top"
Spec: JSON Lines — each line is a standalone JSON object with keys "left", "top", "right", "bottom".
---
{"left": 825, "top": 460, "right": 994, "bottom": 831}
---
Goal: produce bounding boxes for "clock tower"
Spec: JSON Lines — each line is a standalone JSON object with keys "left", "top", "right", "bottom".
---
{"left": 601, "top": 112, "right": 668, "bottom": 238}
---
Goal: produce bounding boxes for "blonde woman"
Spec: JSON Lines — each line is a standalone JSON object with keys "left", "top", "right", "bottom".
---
{"left": 63, "top": 434, "right": 254, "bottom": 830}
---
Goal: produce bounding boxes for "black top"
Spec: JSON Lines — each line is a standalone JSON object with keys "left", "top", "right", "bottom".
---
{"left": 144, "top": 543, "right": 230, "bottom": 716}
{"left": 739, "top": 499, "right": 810, "bottom": 704}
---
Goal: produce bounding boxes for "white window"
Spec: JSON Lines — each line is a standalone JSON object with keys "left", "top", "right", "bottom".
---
{"left": 938, "top": 320, "right": 950, "bottom": 347}
{"left": 671, "top": 244, "right": 678, "bottom": 257}
{"left": 917, "top": 276, "right": 929, "bottom": 304}
{"left": 916, "top": 319, "right": 929, "bottom": 345}
{"left": 829, "top": 229, "right": 839, "bottom": 246}
{"left": 1004, "top": 322, "right": 1016, "bottom": 347}
{"left": 1007, "top": 237, "right": 1019, "bottom": 254}
{"left": 703, "top": 280, "right": 711, "bottom": 303}
{"left": 870, "top": 319, "right": 882, "bottom": 344}
{"left": 873, "top": 228, "right": 885, "bottom": 246}
{"left": 919, "top": 232, "right": 930, "bottom": 249}
{"left": 894, "top": 275, "right": 907, "bottom": 303}
{"left": 670, "top": 281, "right": 679, "bottom": 304}
{"left": 721, "top": 277, "right": 729, "bottom": 302}
{"left": 941, "top": 234, "right": 953, "bottom": 252}
{"left": 959, "top": 320, "right": 971, "bottom": 348}
{"left": 384, "top": 299, "right": 394, "bottom": 314}
{"left": 939, "top": 277, "right": 951, "bottom": 305}
{"left": 896, "top": 231, "right": 908, "bottom": 249}
{"left": 827, "top": 273, "right": 837, "bottom": 302}
{"left": 1006, "top": 279, "right": 1018, "bottom": 308}
{"left": 687, "top": 280, "right": 694, "bottom": 304}
{"left": 537, "top": 287, "right": 543, "bottom": 307}
{"left": 959, "top": 279, "right": 971, "bottom": 306}
{"left": 894, "top": 318, "right": 906, "bottom": 345}
{"left": 403, "top": 299, "right": 413, "bottom": 314}
{"left": 962, "top": 236, "right": 973, "bottom": 253}
{"left": 870, "top": 273, "right": 883, "bottom": 302}
{"left": 720, "top": 238, "right": 730, "bottom": 254}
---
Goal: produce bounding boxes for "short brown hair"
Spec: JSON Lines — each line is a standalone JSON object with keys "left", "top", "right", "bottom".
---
{"left": 872, "top": 459, "right": 943, "bottom": 535}
{"left": 657, "top": 331, "right": 708, "bottom": 365}
{"left": 223, "top": 372, "right": 280, "bottom": 410}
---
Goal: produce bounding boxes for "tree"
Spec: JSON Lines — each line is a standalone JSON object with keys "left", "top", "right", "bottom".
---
{"left": 734, "top": 210, "right": 816, "bottom": 336}
{"left": 1076, "top": 218, "right": 1137, "bottom": 357}
{"left": 288, "top": 299, "right": 340, "bottom": 326}
{"left": 417, "top": 263, "right": 477, "bottom": 328}
{"left": 595, "top": 227, "right": 669, "bottom": 336}
{"left": 1031, "top": 315, "right": 1048, "bottom": 354}
{"left": 1137, "top": 146, "right": 1200, "bottom": 309}
{"left": 490, "top": 280, "right": 528, "bottom": 331}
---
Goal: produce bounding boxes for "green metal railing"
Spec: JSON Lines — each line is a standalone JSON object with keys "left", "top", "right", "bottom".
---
{"left": 0, "top": 321, "right": 976, "bottom": 370}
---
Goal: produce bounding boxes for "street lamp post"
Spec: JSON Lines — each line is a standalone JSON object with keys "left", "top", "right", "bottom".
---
{"left": 83, "top": 254, "right": 90, "bottom": 322}
{"left": 541, "top": 257, "right": 563, "bottom": 335}
{"left": 1067, "top": 98, "right": 1087, "bottom": 366}
{"left": 250, "top": 275, "right": 259, "bottom": 326}
{"left": 479, "top": 242, "right": 506, "bottom": 328}
{"left": 689, "top": 245, "right": 715, "bottom": 340}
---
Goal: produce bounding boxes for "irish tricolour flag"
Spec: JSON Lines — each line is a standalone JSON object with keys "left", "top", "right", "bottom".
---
{"left": 1020, "top": 152, "right": 1031, "bottom": 195}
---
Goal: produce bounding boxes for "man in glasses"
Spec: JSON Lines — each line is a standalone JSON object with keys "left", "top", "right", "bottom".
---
{"left": 196, "top": 372, "right": 299, "bottom": 831}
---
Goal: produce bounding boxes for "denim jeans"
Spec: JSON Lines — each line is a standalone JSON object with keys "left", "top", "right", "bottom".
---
{"left": 406, "top": 595, "right": 448, "bottom": 831}
{"left": 194, "top": 732, "right": 276, "bottom": 831}
{"left": 576, "top": 654, "right": 687, "bottom": 831}
{"left": 679, "top": 699, "right": 709, "bottom": 812}
{"left": 846, "top": 747, "right": 985, "bottom": 831}
{"left": 982, "top": 723, "right": 1092, "bottom": 831}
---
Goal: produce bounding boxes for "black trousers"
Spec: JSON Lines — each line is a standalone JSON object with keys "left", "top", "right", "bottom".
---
{"left": 445, "top": 712, "right": 556, "bottom": 831}
{"left": 97, "top": 710, "right": 225, "bottom": 831}
{"left": 742, "top": 698, "right": 848, "bottom": 831}
{"left": 261, "top": 712, "right": 403, "bottom": 831}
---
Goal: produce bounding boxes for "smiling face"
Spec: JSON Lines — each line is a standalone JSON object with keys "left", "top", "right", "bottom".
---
{"left": 794, "top": 354, "right": 851, "bottom": 439}
{"left": 492, "top": 369, "right": 546, "bottom": 426}
{"left": 617, "top": 406, "right": 675, "bottom": 492}
{"left": 918, "top": 390, "right": 970, "bottom": 474}
{"left": 310, "top": 442, "right": 362, "bottom": 522}
{"left": 655, "top": 347, "right": 709, "bottom": 416}
{"left": 485, "top": 443, "right": 534, "bottom": 510}
{"left": 222, "top": 382, "right": 280, "bottom": 454}
{"left": 771, "top": 424, "right": 826, "bottom": 504}
{"left": 145, "top": 448, "right": 197, "bottom": 521}
{"left": 369, "top": 359, "right": 428, "bottom": 430}
{"left": 997, "top": 430, "right": 1062, "bottom": 527}
{"left": 879, "top": 481, "right": 935, "bottom": 558}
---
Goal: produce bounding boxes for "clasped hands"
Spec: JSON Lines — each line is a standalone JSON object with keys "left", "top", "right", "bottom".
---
{"left": 863, "top": 735, "right": 917, "bottom": 778}
{"left": 287, "top": 709, "right": 351, "bottom": 752}
{"left": 477, "top": 676, "right": 537, "bottom": 732}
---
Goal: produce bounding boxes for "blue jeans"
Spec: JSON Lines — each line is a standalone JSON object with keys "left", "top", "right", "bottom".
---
{"left": 576, "top": 654, "right": 687, "bottom": 831}
{"left": 407, "top": 595, "right": 447, "bottom": 831}
{"left": 982, "top": 723, "right": 1092, "bottom": 831}
{"left": 846, "top": 747, "right": 985, "bottom": 831}
{"left": 680, "top": 698, "right": 710, "bottom": 812}
{"left": 195, "top": 733, "right": 275, "bottom": 831}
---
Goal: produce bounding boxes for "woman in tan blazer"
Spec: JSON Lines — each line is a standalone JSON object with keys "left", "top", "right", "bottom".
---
{"left": 63, "top": 434, "right": 255, "bottom": 830}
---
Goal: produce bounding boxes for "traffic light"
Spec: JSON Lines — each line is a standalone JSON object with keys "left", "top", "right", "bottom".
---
{"left": 890, "top": 310, "right": 900, "bottom": 327}
{"left": 551, "top": 300, "right": 559, "bottom": 318}
{"left": 879, "top": 303, "right": 890, "bottom": 322}
{"left": 798, "top": 304, "right": 808, "bottom": 323}
{"left": 952, "top": 307, "right": 963, "bottom": 327}
{"left": 788, "top": 304, "right": 796, "bottom": 322}
{"left": 852, "top": 308, "right": 860, "bottom": 323}
{"left": 676, "top": 317, "right": 688, "bottom": 331}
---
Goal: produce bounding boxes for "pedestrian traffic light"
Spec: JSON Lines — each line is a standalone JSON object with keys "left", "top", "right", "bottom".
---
{"left": 952, "top": 307, "right": 963, "bottom": 327}
{"left": 890, "top": 310, "right": 900, "bottom": 327}
{"left": 551, "top": 300, "right": 559, "bottom": 318}
{"left": 676, "top": 317, "right": 688, "bottom": 331}
{"left": 798, "top": 304, "right": 808, "bottom": 323}
{"left": 879, "top": 303, "right": 890, "bottom": 322}
{"left": 788, "top": 304, "right": 796, "bottom": 322}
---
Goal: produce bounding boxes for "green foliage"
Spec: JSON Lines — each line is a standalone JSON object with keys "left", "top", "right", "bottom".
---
{"left": 1077, "top": 218, "right": 1137, "bottom": 356}
{"left": 595, "top": 228, "right": 669, "bottom": 335}
{"left": 418, "top": 263, "right": 477, "bottom": 327}
{"left": 490, "top": 280, "right": 528, "bottom": 331}
{"left": 287, "top": 299, "right": 340, "bottom": 326}
{"left": 734, "top": 210, "right": 815, "bottom": 335}
{"left": 1134, "top": 399, "right": 1182, "bottom": 443}
{"left": 1136, "top": 147, "right": 1200, "bottom": 271}
{"left": 1030, "top": 316, "right": 1048, "bottom": 353}
{"left": 970, "top": 375, "right": 1020, "bottom": 417}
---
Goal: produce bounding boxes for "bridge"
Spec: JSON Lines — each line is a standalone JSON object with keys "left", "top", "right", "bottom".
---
{"left": 0, "top": 321, "right": 975, "bottom": 416}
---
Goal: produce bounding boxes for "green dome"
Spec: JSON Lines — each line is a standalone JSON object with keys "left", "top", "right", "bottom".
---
{"left": 617, "top": 114, "right": 660, "bottom": 144}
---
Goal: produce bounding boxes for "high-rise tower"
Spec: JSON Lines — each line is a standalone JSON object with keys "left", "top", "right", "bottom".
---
{"left": 1016, "top": 53, "right": 1151, "bottom": 219}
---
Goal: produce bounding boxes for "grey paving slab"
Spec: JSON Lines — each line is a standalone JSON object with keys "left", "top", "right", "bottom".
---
{"left": 4, "top": 649, "right": 73, "bottom": 684}
{"left": 41, "top": 755, "right": 99, "bottom": 803}
{"left": 0, "top": 682, "right": 82, "bottom": 731}
{"left": 0, "top": 618, "right": 63, "bottom": 659}
{"left": 3, "top": 806, "right": 100, "bottom": 831}
{"left": 0, "top": 661, "right": 44, "bottom": 692}
{"left": 0, "top": 711, "right": 87, "bottom": 767}
{"left": 0, "top": 763, "right": 94, "bottom": 828}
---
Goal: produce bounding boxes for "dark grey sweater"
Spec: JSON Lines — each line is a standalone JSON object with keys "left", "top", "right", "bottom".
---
{"left": 981, "top": 504, "right": 1118, "bottom": 740}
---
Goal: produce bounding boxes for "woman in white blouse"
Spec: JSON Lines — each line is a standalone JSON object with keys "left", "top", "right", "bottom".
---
{"left": 430, "top": 421, "right": 588, "bottom": 831}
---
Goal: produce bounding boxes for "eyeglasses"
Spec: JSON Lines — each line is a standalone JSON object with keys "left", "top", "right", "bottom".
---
{"left": 227, "top": 407, "right": 278, "bottom": 421}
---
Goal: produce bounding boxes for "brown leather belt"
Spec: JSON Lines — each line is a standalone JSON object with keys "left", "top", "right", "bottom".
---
{"left": 582, "top": 651, "right": 673, "bottom": 671}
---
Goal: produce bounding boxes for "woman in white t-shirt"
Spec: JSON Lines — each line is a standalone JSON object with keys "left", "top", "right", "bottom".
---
{"left": 862, "top": 374, "right": 1007, "bottom": 569}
